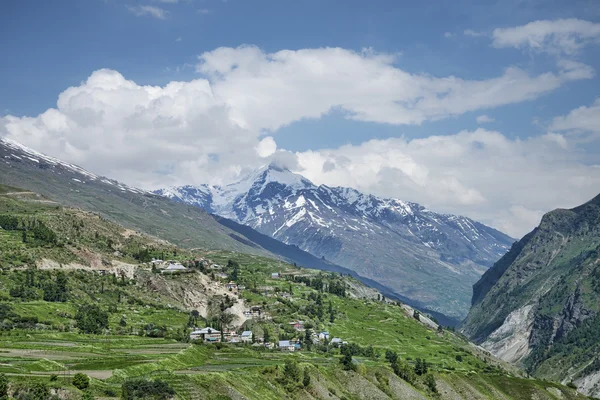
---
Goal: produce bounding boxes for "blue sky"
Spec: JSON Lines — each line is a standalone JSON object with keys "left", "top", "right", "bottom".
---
{"left": 1, "top": 0, "right": 600, "bottom": 236}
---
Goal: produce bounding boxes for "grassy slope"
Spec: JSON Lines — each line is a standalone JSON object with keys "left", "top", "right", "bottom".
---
{"left": 0, "top": 153, "right": 269, "bottom": 255}
{"left": 0, "top": 186, "right": 590, "bottom": 399}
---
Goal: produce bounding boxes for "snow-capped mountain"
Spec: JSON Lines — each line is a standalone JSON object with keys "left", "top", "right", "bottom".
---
{"left": 156, "top": 163, "right": 515, "bottom": 319}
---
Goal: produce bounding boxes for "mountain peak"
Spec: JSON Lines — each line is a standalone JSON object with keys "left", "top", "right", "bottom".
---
{"left": 241, "top": 163, "right": 314, "bottom": 192}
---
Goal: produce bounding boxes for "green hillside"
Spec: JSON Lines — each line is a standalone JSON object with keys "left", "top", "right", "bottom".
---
{"left": 462, "top": 193, "right": 600, "bottom": 396}
{"left": 0, "top": 145, "right": 270, "bottom": 256}
{"left": 0, "top": 186, "right": 590, "bottom": 399}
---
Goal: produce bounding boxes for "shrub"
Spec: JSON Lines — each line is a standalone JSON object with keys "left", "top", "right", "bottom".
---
{"left": 81, "top": 392, "right": 95, "bottom": 400}
{"left": 282, "top": 360, "right": 301, "bottom": 382}
{"left": 121, "top": 379, "right": 175, "bottom": 400}
{"left": 13, "top": 381, "right": 50, "bottom": 400}
{"left": 72, "top": 373, "right": 90, "bottom": 390}
{"left": 75, "top": 304, "right": 108, "bottom": 334}
{"left": 392, "top": 360, "right": 416, "bottom": 384}
{"left": 414, "top": 358, "right": 428, "bottom": 376}
{"left": 0, "top": 373, "right": 8, "bottom": 399}
{"left": 424, "top": 373, "right": 437, "bottom": 393}
{"left": 385, "top": 350, "right": 398, "bottom": 364}
{"left": 302, "top": 369, "right": 311, "bottom": 388}
{"left": 340, "top": 353, "right": 356, "bottom": 371}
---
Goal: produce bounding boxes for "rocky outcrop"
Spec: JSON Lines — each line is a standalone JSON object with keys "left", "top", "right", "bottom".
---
{"left": 481, "top": 304, "right": 535, "bottom": 363}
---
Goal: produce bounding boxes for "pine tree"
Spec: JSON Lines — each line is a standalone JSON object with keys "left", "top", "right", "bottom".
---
{"left": 302, "top": 369, "right": 311, "bottom": 388}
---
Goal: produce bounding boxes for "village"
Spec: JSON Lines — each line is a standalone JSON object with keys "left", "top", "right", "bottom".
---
{"left": 148, "top": 256, "right": 348, "bottom": 352}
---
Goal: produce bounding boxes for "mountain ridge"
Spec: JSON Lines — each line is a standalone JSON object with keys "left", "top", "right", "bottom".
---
{"left": 461, "top": 193, "right": 600, "bottom": 397}
{"left": 2, "top": 138, "right": 455, "bottom": 323}
{"left": 156, "top": 163, "right": 515, "bottom": 319}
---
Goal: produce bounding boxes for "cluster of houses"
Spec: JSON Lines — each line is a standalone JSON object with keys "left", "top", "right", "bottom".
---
{"left": 189, "top": 327, "right": 254, "bottom": 343}
{"left": 243, "top": 306, "right": 272, "bottom": 321}
{"left": 189, "top": 325, "right": 345, "bottom": 352}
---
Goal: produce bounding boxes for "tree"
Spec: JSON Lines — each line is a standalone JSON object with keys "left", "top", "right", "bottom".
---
{"left": 0, "top": 373, "right": 8, "bottom": 400}
{"left": 43, "top": 271, "right": 69, "bottom": 302}
{"left": 304, "top": 329, "right": 312, "bottom": 350}
{"left": 385, "top": 350, "right": 398, "bottom": 364}
{"left": 75, "top": 304, "right": 109, "bottom": 334}
{"left": 424, "top": 373, "right": 437, "bottom": 393}
{"left": 302, "top": 368, "right": 311, "bottom": 388}
{"left": 120, "top": 317, "right": 127, "bottom": 327}
{"left": 283, "top": 360, "right": 301, "bottom": 382}
{"left": 414, "top": 358, "right": 428, "bottom": 376}
{"left": 227, "top": 260, "right": 239, "bottom": 281}
{"left": 72, "top": 373, "right": 90, "bottom": 390}
{"left": 340, "top": 353, "right": 355, "bottom": 371}
{"left": 340, "top": 345, "right": 357, "bottom": 371}
{"left": 392, "top": 359, "right": 416, "bottom": 384}
{"left": 328, "top": 301, "right": 335, "bottom": 323}
{"left": 263, "top": 328, "right": 270, "bottom": 343}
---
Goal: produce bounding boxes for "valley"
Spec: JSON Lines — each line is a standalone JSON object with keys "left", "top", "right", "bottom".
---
{"left": 0, "top": 183, "right": 588, "bottom": 399}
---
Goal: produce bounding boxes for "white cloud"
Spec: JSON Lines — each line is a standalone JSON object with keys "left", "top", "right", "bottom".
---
{"left": 155, "top": 0, "right": 178, "bottom": 3}
{"left": 550, "top": 98, "right": 600, "bottom": 134}
{"left": 0, "top": 69, "right": 261, "bottom": 189}
{"left": 197, "top": 45, "right": 591, "bottom": 130}
{"left": 444, "top": 32, "right": 455, "bottom": 38}
{"left": 1, "top": 45, "right": 599, "bottom": 238}
{"left": 476, "top": 114, "right": 495, "bottom": 124}
{"left": 256, "top": 136, "right": 277, "bottom": 158}
{"left": 492, "top": 19, "right": 600, "bottom": 55}
{"left": 175, "top": 37, "right": 182, "bottom": 42}
{"left": 294, "top": 130, "right": 600, "bottom": 237}
{"left": 197, "top": 8, "right": 210, "bottom": 14}
{"left": 127, "top": 5, "right": 168, "bottom": 19}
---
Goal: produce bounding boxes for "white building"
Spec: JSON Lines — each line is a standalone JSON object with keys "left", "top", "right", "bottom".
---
{"left": 161, "top": 263, "right": 187, "bottom": 273}
{"left": 278, "top": 340, "right": 295, "bottom": 351}
{"left": 190, "top": 327, "right": 221, "bottom": 342}
{"left": 241, "top": 331, "right": 253, "bottom": 343}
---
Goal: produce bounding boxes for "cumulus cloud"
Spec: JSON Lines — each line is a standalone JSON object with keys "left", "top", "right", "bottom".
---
{"left": 492, "top": 19, "right": 600, "bottom": 55}
{"left": 197, "top": 45, "right": 592, "bottom": 129}
{"left": 293, "top": 130, "right": 600, "bottom": 237}
{"left": 0, "top": 69, "right": 263, "bottom": 188}
{"left": 256, "top": 136, "right": 277, "bottom": 158}
{"left": 1, "top": 45, "right": 599, "bottom": 238}
{"left": 127, "top": 5, "right": 168, "bottom": 19}
{"left": 550, "top": 98, "right": 600, "bottom": 134}
{"left": 476, "top": 114, "right": 495, "bottom": 124}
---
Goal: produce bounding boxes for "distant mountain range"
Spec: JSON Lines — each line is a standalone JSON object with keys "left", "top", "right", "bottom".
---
{"left": 461, "top": 193, "right": 600, "bottom": 397}
{"left": 156, "top": 163, "right": 514, "bottom": 319}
